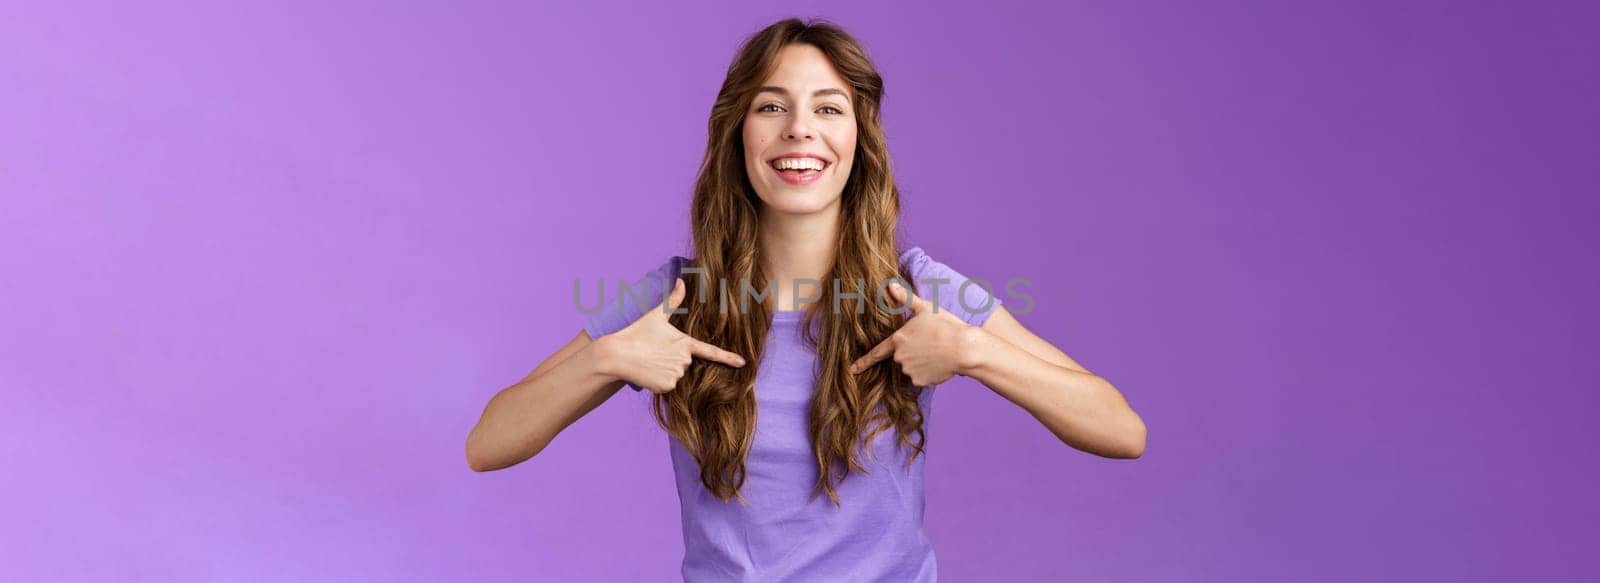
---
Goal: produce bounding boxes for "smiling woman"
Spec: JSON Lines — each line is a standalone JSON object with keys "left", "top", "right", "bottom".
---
{"left": 465, "top": 16, "right": 1145, "bottom": 582}
{"left": 744, "top": 54, "right": 854, "bottom": 198}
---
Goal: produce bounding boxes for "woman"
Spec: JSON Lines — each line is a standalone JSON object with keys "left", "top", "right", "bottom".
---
{"left": 466, "top": 18, "right": 1146, "bottom": 581}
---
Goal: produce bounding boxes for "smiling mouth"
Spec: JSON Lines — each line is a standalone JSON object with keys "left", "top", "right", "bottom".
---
{"left": 768, "top": 158, "right": 830, "bottom": 175}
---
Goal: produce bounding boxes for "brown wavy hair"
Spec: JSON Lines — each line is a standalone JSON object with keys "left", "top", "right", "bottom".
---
{"left": 656, "top": 18, "right": 922, "bottom": 507}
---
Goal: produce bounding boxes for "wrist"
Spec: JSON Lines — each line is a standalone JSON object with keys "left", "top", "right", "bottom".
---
{"left": 955, "top": 325, "right": 995, "bottom": 377}
{"left": 588, "top": 333, "right": 629, "bottom": 382}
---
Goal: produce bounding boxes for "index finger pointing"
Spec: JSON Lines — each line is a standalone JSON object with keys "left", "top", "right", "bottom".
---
{"left": 688, "top": 338, "right": 747, "bottom": 367}
{"left": 849, "top": 336, "right": 896, "bottom": 374}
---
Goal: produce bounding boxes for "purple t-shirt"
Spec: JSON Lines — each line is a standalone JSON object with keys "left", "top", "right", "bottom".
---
{"left": 583, "top": 246, "right": 1001, "bottom": 581}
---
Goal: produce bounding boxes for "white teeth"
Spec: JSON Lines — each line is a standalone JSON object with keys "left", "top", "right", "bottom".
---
{"left": 773, "top": 157, "right": 825, "bottom": 171}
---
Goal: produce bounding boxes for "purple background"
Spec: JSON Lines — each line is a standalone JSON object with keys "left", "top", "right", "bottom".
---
{"left": 3, "top": 1, "right": 1596, "bottom": 581}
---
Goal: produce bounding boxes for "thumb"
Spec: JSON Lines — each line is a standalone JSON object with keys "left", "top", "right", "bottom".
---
{"left": 651, "top": 277, "right": 686, "bottom": 318}
{"left": 887, "top": 281, "right": 907, "bottom": 306}
{"left": 889, "top": 282, "right": 930, "bottom": 315}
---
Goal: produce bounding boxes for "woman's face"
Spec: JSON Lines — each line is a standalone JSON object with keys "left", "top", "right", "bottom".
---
{"left": 742, "top": 43, "right": 857, "bottom": 216}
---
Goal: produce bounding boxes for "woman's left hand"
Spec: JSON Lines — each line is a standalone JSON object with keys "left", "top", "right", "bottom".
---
{"left": 848, "top": 282, "right": 980, "bottom": 387}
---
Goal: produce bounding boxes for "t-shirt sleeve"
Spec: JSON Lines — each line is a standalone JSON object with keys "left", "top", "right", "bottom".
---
{"left": 900, "top": 246, "right": 1003, "bottom": 327}
{"left": 580, "top": 255, "right": 690, "bottom": 391}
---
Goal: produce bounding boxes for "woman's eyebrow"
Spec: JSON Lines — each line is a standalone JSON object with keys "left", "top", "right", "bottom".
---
{"left": 757, "top": 86, "right": 849, "bottom": 99}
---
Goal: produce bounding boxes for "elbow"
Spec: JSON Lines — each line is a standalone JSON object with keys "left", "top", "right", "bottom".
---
{"left": 465, "top": 438, "right": 499, "bottom": 472}
{"left": 1074, "top": 413, "right": 1145, "bottom": 459}
{"left": 465, "top": 431, "right": 512, "bottom": 473}
{"left": 466, "top": 452, "right": 497, "bottom": 473}
{"left": 1117, "top": 439, "right": 1145, "bottom": 460}
{"left": 465, "top": 432, "right": 546, "bottom": 472}
{"left": 1115, "top": 415, "right": 1147, "bottom": 459}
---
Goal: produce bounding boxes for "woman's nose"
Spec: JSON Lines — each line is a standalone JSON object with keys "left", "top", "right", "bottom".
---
{"left": 784, "top": 118, "right": 814, "bottom": 140}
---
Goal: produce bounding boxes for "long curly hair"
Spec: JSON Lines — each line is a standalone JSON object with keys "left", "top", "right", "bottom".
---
{"left": 656, "top": 18, "right": 923, "bottom": 507}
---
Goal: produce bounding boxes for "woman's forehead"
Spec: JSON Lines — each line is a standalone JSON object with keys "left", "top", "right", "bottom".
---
{"left": 761, "top": 45, "right": 850, "bottom": 98}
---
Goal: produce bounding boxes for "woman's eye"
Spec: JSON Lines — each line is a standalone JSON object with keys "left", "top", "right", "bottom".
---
{"left": 757, "top": 104, "right": 843, "bottom": 115}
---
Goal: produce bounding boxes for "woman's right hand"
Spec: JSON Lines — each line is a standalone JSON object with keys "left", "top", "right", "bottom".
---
{"left": 595, "top": 277, "right": 747, "bottom": 393}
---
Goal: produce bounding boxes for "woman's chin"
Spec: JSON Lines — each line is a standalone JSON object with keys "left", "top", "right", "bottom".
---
{"left": 757, "top": 187, "right": 843, "bottom": 216}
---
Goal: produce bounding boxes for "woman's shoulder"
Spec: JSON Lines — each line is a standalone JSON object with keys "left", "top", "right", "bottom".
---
{"left": 580, "top": 253, "right": 694, "bottom": 340}
{"left": 897, "top": 244, "right": 1003, "bottom": 326}
{"left": 898, "top": 245, "right": 930, "bottom": 271}
{"left": 650, "top": 254, "right": 696, "bottom": 284}
{"left": 898, "top": 244, "right": 970, "bottom": 285}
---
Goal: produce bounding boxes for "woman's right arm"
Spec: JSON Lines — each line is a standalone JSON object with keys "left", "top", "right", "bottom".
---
{"left": 465, "top": 277, "right": 745, "bottom": 472}
{"left": 465, "top": 329, "right": 626, "bottom": 472}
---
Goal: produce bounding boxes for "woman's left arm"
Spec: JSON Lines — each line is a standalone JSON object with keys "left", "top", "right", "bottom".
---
{"left": 964, "top": 306, "right": 1146, "bottom": 459}
{"left": 850, "top": 283, "right": 1146, "bottom": 459}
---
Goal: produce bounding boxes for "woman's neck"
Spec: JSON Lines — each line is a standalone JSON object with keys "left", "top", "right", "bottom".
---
{"left": 759, "top": 204, "right": 839, "bottom": 312}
